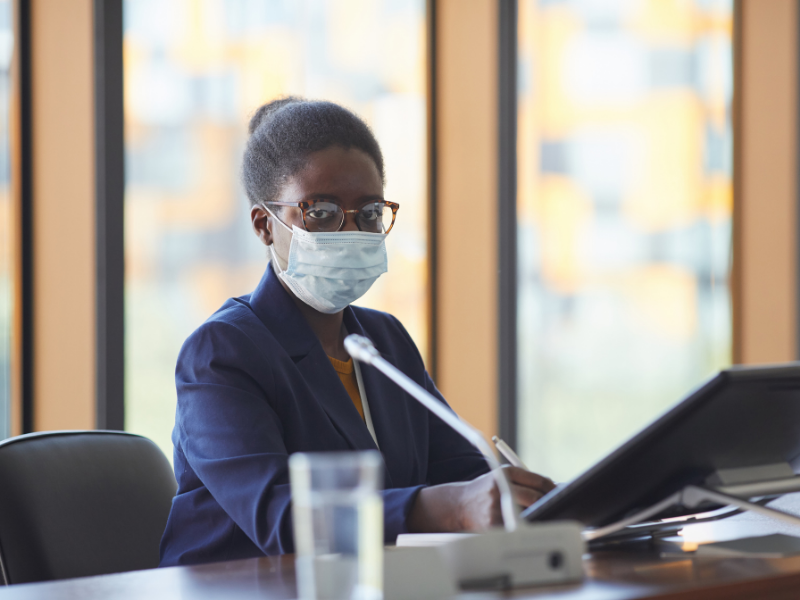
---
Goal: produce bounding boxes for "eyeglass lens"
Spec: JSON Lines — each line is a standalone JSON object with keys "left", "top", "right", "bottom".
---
{"left": 305, "top": 201, "right": 392, "bottom": 233}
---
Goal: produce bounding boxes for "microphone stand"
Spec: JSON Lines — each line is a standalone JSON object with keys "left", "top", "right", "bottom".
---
{"left": 345, "top": 334, "right": 518, "bottom": 532}
{"left": 345, "top": 334, "right": 584, "bottom": 590}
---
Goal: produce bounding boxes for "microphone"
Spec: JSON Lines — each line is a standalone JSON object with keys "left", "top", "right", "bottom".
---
{"left": 345, "top": 334, "right": 585, "bottom": 589}
{"left": 345, "top": 333, "right": 518, "bottom": 531}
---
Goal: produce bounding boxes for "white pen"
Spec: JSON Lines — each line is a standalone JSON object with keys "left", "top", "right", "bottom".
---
{"left": 492, "top": 435, "right": 529, "bottom": 470}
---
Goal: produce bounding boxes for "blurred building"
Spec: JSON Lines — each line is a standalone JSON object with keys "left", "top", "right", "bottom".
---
{"left": 517, "top": 0, "right": 732, "bottom": 479}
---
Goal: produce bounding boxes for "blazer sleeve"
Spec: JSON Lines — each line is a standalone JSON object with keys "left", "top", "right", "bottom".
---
{"left": 175, "top": 318, "right": 296, "bottom": 555}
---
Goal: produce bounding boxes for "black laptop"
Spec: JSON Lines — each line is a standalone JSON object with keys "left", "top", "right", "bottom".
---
{"left": 521, "top": 363, "right": 800, "bottom": 529}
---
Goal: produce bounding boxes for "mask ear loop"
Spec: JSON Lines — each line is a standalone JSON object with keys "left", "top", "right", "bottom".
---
{"left": 262, "top": 204, "right": 294, "bottom": 234}
{"left": 262, "top": 205, "right": 293, "bottom": 274}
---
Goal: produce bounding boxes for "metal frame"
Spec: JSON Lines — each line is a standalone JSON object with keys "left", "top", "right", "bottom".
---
{"left": 426, "top": 0, "right": 438, "bottom": 380}
{"left": 14, "top": 0, "right": 33, "bottom": 434}
{"left": 93, "top": 0, "right": 125, "bottom": 430}
{"left": 731, "top": 0, "right": 743, "bottom": 363}
{"left": 585, "top": 475, "right": 800, "bottom": 543}
{"left": 587, "top": 505, "right": 747, "bottom": 547}
{"left": 497, "top": 0, "right": 518, "bottom": 448}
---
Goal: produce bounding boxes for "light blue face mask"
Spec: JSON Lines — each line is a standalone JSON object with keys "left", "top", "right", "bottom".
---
{"left": 267, "top": 210, "right": 388, "bottom": 314}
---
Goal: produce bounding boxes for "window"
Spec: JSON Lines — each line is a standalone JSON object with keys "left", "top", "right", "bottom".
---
{"left": 516, "top": 0, "right": 733, "bottom": 481}
{"left": 123, "top": 0, "right": 428, "bottom": 458}
{"left": 0, "top": 0, "right": 12, "bottom": 440}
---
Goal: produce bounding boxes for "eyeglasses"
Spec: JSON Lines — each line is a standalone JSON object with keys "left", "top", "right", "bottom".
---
{"left": 263, "top": 199, "right": 400, "bottom": 234}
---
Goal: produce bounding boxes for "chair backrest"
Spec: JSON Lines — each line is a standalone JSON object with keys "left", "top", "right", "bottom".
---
{"left": 0, "top": 430, "right": 177, "bottom": 584}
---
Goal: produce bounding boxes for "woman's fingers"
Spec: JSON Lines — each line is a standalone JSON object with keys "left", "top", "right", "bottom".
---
{"left": 511, "top": 483, "right": 546, "bottom": 508}
{"left": 504, "top": 466, "right": 556, "bottom": 494}
{"left": 496, "top": 466, "right": 556, "bottom": 509}
{"left": 408, "top": 468, "right": 557, "bottom": 534}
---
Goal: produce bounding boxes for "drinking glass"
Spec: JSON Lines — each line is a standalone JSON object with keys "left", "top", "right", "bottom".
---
{"left": 290, "top": 451, "right": 384, "bottom": 600}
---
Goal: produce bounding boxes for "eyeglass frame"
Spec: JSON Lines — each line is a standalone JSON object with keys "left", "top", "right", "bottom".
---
{"left": 262, "top": 199, "right": 400, "bottom": 234}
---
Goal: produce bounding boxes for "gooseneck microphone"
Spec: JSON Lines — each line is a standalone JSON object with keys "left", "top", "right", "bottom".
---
{"left": 344, "top": 333, "right": 519, "bottom": 532}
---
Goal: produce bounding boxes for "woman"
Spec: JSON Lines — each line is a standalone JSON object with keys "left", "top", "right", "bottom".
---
{"left": 159, "top": 98, "right": 555, "bottom": 566}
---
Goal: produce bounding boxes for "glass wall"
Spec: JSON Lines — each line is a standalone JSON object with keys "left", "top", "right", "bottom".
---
{"left": 0, "top": 0, "right": 12, "bottom": 440}
{"left": 123, "top": 0, "right": 427, "bottom": 458}
{"left": 517, "top": 0, "right": 733, "bottom": 482}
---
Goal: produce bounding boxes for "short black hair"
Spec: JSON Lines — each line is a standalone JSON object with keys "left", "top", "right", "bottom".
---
{"left": 242, "top": 97, "right": 385, "bottom": 207}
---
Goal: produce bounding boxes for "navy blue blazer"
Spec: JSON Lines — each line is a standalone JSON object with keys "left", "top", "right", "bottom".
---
{"left": 159, "top": 265, "right": 489, "bottom": 566}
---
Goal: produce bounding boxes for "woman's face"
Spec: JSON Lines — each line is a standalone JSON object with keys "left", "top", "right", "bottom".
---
{"left": 251, "top": 145, "right": 384, "bottom": 269}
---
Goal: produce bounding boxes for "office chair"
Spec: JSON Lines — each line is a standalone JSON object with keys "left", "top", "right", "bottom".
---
{"left": 0, "top": 430, "right": 177, "bottom": 585}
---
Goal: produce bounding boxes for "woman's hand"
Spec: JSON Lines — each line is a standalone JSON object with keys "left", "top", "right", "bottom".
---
{"left": 407, "top": 466, "right": 556, "bottom": 533}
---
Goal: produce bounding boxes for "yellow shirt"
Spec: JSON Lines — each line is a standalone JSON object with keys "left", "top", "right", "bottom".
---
{"left": 328, "top": 356, "right": 364, "bottom": 421}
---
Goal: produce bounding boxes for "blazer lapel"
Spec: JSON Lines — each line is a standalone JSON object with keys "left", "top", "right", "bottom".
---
{"left": 294, "top": 347, "right": 379, "bottom": 453}
{"left": 248, "top": 265, "right": 378, "bottom": 453}
{"left": 344, "top": 310, "right": 422, "bottom": 488}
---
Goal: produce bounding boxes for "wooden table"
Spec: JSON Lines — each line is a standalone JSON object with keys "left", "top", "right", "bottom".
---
{"left": 5, "top": 495, "right": 800, "bottom": 599}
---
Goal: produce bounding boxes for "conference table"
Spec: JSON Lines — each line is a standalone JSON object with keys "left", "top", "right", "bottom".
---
{"left": 5, "top": 495, "right": 800, "bottom": 599}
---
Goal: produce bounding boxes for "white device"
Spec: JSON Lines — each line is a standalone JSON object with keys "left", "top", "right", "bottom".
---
{"left": 345, "top": 334, "right": 585, "bottom": 590}
{"left": 384, "top": 547, "right": 458, "bottom": 599}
